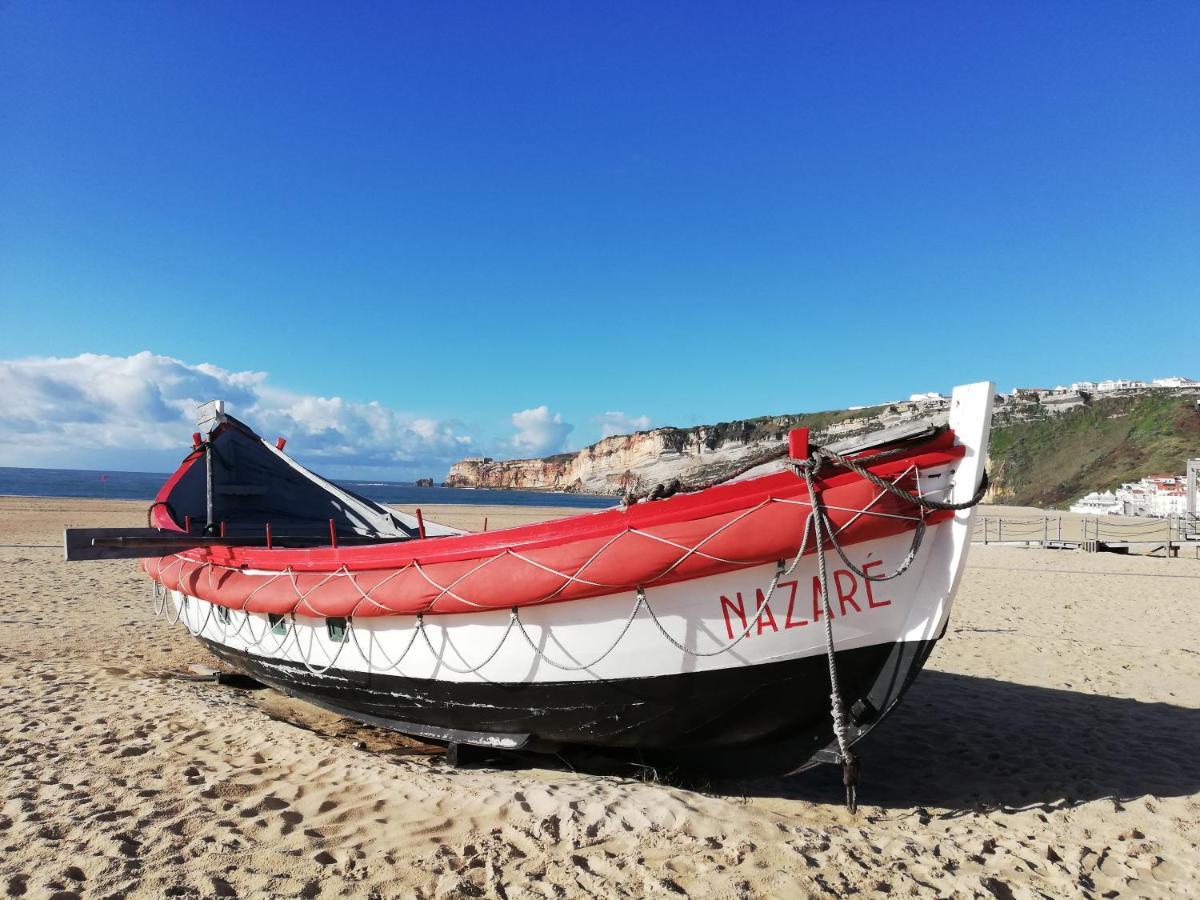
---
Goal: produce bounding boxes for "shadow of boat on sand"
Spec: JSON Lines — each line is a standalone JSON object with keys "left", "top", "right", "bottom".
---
{"left": 743, "top": 670, "right": 1200, "bottom": 812}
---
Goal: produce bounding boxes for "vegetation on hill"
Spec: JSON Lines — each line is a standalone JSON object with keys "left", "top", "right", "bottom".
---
{"left": 988, "top": 392, "right": 1200, "bottom": 508}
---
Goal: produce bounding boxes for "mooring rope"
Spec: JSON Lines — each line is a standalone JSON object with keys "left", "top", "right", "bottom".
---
{"left": 796, "top": 460, "right": 859, "bottom": 812}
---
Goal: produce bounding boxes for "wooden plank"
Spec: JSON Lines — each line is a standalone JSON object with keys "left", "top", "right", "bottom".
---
{"left": 63, "top": 527, "right": 180, "bottom": 561}
{"left": 64, "top": 527, "right": 413, "bottom": 561}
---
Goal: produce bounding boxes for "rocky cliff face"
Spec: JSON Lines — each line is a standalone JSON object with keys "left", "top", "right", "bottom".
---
{"left": 444, "top": 410, "right": 883, "bottom": 496}
{"left": 445, "top": 427, "right": 787, "bottom": 495}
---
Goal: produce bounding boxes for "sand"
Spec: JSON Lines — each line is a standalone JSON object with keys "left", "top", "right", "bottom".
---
{"left": 1, "top": 496, "right": 1198, "bottom": 898}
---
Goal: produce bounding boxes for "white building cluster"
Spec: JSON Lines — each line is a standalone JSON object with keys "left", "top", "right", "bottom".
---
{"left": 1060, "top": 376, "right": 1198, "bottom": 393}
{"left": 1070, "top": 475, "right": 1191, "bottom": 518}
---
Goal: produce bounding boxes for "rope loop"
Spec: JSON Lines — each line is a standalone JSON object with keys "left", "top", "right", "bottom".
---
{"left": 807, "top": 445, "right": 989, "bottom": 512}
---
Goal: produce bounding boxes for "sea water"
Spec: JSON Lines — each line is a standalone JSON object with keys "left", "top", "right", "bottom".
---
{"left": 0, "top": 466, "right": 615, "bottom": 509}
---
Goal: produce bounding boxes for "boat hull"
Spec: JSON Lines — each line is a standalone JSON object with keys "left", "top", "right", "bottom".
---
{"left": 200, "top": 633, "right": 939, "bottom": 771}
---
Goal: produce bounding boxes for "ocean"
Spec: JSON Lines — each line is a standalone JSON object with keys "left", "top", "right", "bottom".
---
{"left": 0, "top": 466, "right": 615, "bottom": 509}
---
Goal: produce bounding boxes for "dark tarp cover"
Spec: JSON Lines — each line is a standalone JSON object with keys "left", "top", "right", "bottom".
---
{"left": 162, "top": 416, "right": 415, "bottom": 539}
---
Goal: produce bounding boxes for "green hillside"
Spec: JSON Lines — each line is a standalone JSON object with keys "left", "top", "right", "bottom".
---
{"left": 988, "top": 391, "right": 1200, "bottom": 508}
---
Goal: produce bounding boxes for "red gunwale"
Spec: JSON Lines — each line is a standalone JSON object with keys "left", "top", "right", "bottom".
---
{"left": 166, "top": 434, "right": 965, "bottom": 575}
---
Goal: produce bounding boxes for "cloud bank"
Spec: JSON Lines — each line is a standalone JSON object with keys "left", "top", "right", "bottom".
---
{"left": 0, "top": 352, "right": 476, "bottom": 478}
{"left": 0, "top": 352, "right": 654, "bottom": 478}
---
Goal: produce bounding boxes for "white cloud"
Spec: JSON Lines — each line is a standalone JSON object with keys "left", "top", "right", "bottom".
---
{"left": 592, "top": 411, "right": 653, "bottom": 439}
{"left": 508, "top": 405, "right": 574, "bottom": 456}
{"left": 0, "top": 351, "right": 476, "bottom": 478}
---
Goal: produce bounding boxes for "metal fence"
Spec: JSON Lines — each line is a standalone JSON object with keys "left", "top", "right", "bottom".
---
{"left": 973, "top": 512, "right": 1198, "bottom": 556}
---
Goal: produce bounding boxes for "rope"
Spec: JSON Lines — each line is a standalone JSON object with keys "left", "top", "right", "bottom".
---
{"left": 796, "top": 461, "right": 859, "bottom": 813}
{"left": 347, "top": 617, "right": 423, "bottom": 672}
{"left": 512, "top": 594, "right": 646, "bottom": 671}
{"left": 809, "top": 445, "right": 990, "bottom": 512}
{"left": 417, "top": 610, "right": 518, "bottom": 676}
{"left": 621, "top": 445, "right": 790, "bottom": 506}
{"left": 291, "top": 612, "right": 351, "bottom": 676}
{"left": 152, "top": 581, "right": 168, "bottom": 616}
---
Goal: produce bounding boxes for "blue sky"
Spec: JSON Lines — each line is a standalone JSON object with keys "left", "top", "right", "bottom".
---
{"left": 1, "top": 2, "right": 1197, "bottom": 476}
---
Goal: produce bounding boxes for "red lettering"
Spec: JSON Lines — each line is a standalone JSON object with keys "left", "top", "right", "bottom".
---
{"left": 835, "top": 570, "right": 861, "bottom": 615}
{"left": 812, "top": 576, "right": 835, "bottom": 621}
{"left": 781, "top": 580, "right": 807, "bottom": 628}
{"left": 755, "top": 589, "right": 778, "bottom": 634}
{"left": 721, "top": 592, "right": 748, "bottom": 640}
{"left": 862, "top": 559, "right": 890, "bottom": 608}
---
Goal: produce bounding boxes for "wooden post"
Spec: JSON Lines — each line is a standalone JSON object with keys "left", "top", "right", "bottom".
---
{"left": 416, "top": 508, "right": 426, "bottom": 540}
{"left": 1167, "top": 516, "right": 1174, "bottom": 558}
{"left": 483, "top": 516, "right": 488, "bottom": 533}
{"left": 983, "top": 516, "right": 989, "bottom": 545}
{"left": 1058, "top": 516, "right": 1062, "bottom": 541}
{"left": 1043, "top": 516, "right": 1048, "bottom": 546}
{"left": 998, "top": 518, "right": 1003, "bottom": 543}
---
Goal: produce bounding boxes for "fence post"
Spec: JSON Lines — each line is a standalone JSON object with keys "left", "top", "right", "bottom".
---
{"left": 1167, "top": 515, "right": 1174, "bottom": 557}
{"left": 983, "top": 516, "right": 989, "bottom": 545}
{"left": 1058, "top": 516, "right": 1062, "bottom": 542}
{"left": 998, "top": 518, "right": 1004, "bottom": 543}
{"left": 1043, "top": 516, "right": 1048, "bottom": 546}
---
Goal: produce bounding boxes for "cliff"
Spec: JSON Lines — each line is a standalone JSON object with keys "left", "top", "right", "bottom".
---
{"left": 445, "top": 407, "right": 886, "bottom": 495}
{"left": 447, "top": 390, "right": 1200, "bottom": 506}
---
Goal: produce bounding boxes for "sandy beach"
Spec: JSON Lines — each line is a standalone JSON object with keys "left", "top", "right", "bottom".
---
{"left": 1, "top": 496, "right": 1198, "bottom": 898}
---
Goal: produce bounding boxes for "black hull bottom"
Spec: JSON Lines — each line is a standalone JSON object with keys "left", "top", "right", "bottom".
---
{"left": 202, "top": 636, "right": 940, "bottom": 772}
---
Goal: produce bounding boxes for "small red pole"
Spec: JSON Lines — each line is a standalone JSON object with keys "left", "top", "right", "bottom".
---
{"left": 788, "top": 427, "right": 810, "bottom": 460}
{"left": 265, "top": 522, "right": 273, "bottom": 549}
{"left": 192, "top": 432, "right": 202, "bottom": 449}
{"left": 184, "top": 515, "right": 191, "bottom": 533}
{"left": 276, "top": 437, "right": 287, "bottom": 450}
{"left": 483, "top": 516, "right": 488, "bottom": 532}
{"left": 329, "top": 518, "right": 338, "bottom": 548}
{"left": 220, "top": 520, "right": 226, "bottom": 538}
{"left": 416, "top": 508, "right": 427, "bottom": 540}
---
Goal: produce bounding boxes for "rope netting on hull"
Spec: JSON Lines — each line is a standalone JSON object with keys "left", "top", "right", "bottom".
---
{"left": 144, "top": 440, "right": 970, "bottom": 619}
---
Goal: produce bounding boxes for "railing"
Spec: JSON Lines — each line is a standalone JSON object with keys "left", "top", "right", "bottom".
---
{"left": 972, "top": 513, "right": 1196, "bottom": 556}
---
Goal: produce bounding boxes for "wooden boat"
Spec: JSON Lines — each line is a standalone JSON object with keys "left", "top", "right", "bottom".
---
{"left": 67, "top": 383, "right": 993, "bottom": 785}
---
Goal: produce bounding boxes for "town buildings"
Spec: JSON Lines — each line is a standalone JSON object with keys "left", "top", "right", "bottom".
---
{"left": 1070, "top": 475, "right": 1192, "bottom": 518}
